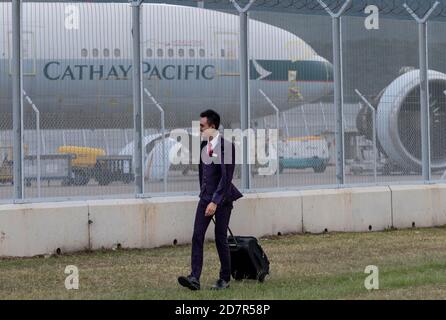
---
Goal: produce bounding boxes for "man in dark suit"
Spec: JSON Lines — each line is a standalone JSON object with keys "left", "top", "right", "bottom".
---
{"left": 178, "top": 109, "right": 243, "bottom": 290}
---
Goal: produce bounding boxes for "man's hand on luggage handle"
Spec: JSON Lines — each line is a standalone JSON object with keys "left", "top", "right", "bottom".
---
{"left": 205, "top": 202, "right": 217, "bottom": 217}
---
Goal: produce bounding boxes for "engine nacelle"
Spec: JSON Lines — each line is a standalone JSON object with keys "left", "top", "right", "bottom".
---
{"left": 375, "top": 69, "right": 446, "bottom": 171}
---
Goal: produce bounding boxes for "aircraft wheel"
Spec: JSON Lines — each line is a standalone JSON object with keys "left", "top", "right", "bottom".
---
{"left": 313, "top": 164, "right": 326, "bottom": 173}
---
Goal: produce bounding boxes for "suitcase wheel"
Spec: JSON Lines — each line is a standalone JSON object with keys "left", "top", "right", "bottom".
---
{"left": 232, "top": 271, "right": 244, "bottom": 281}
{"left": 257, "top": 271, "right": 268, "bottom": 283}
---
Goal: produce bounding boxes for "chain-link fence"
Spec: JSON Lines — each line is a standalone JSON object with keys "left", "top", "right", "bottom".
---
{"left": 0, "top": 2, "right": 13, "bottom": 202}
{"left": 341, "top": 14, "right": 424, "bottom": 185}
{"left": 2, "top": 0, "right": 446, "bottom": 203}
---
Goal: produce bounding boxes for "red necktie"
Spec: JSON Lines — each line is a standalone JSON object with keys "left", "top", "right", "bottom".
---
{"left": 207, "top": 142, "right": 213, "bottom": 156}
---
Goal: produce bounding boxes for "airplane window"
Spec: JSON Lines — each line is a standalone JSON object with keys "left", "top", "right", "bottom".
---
{"left": 178, "top": 48, "right": 184, "bottom": 57}
{"left": 103, "top": 48, "right": 110, "bottom": 57}
{"left": 157, "top": 48, "right": 163, "bottom": 57}
{"left": 199, "top": 49, "right": 205, "bottom": 57}
{"left": 92, "top": 48, "right": 99, "bottom": 58}
{"left": 168, "top": 48, "right": 174, "bottom": 57}
{"left": 189, "top": 48, "right": 195, "bottom": 57}
{"left": 146, "top": 48, "right": 153, "bottom": 57}
{"left": 81, "top": 48, "right": 88, "bottom": 57}
{"left": 221, "top": 49, "right": 225, "bottom": 58}
{"left": 114, "top": 48, "right": 121, "bottom": 57}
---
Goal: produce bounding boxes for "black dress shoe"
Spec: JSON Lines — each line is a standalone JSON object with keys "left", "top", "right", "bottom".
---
{"left": 211, "top": 279, "right": 230, "bottom": 290}
{"left": 178, "top": 275, "right": 200, "bottom": 291}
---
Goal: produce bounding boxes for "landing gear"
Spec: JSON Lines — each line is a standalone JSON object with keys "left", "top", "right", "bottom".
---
{"left": 313, "top": 164, "right": 327, "bottom": 173}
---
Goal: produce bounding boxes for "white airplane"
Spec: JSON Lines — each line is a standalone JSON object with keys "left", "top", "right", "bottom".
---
{"left": 0, "top": 2, "right": 334, "bottom": 130}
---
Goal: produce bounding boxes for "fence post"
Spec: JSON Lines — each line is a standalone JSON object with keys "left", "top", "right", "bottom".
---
{"left": 259, "top": 89, "right": 280, "bottom": 188}
{"left": 282, "top": 113, "right": 289, "bottom": 138}
{"left": 355, "top": 89, "right": 377, "bottom": 183}
{"left": 130, "top": 0, "right": 144, "bottom": 194}
{"left": 23, "top": 91, "right": 41, "bottom": 197}
{"left": 317, "top": 0, "right": 351, "bottom": 185}
{"left": 404, "top": 1, "right": 439, "bottom": 181}
{"left": 12, "top": 0, "right": 24, "bottom": 200}
{"left": 301, "top": 105, "right": 309, "bottom": 136}
{"left": 144, "top": 88, "right": 167, "bottom": 193}
{"left": 231, "top": 0, "right": 255, "bottom": 190}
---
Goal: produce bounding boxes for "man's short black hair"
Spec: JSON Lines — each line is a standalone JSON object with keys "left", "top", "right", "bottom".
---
{"left": 200, "top": 109, "right": 220, "bottom": 129}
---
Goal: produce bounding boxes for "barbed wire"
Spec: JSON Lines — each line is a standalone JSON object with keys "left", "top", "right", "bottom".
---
{"left": 151, "top": 0, "right": 446, "bottom": 20}
{"left": 3, "top": 0, "right": 446, "bottom": 19}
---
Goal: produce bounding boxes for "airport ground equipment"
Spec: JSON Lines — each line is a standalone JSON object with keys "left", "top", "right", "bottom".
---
{"left": 94, "top": 155, "right": 134, "bottom": 186}
{"left": 0, "top": 159, "right": 13, "bottom": 185}
{"left": 1, "top": 146, "right": 72, "bottom": 187}
{"left": 0, "top": 146, "right": 28, "bottom": 185}
{"left": 24, "top": 154, "right": 73, "bottom": 187}
{"left": 278, "top": 136, "right": 330, "bottom": 173}
{"left": 57, "top": 146, "right": 106, "bottom": 186}
{"left": 348, "top": 158, "right": 417, "bottom": 176}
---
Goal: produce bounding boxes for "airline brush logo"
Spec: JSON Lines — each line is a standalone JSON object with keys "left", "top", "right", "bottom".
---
{"left": 252, "top": 59, "right": 272, "bottom": 80}
{"left": 249, "top": 60, "right": 333, "bottom": 82}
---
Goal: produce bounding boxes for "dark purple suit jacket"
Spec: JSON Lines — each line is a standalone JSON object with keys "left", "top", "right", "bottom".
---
{"left": 199, "top": 135, "right": 243, "bottom": 205}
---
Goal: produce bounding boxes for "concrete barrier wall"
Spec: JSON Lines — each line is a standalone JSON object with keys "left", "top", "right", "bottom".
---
{"left": 390, "top": 184, "right": 446, "bottom": 229}
{"left": 88, "top": 198, "right": 148, "bottom": 250}
{"left": 230, "top": 192, "right": 303, "bottom": 237}
{"left": 0, "top": 202, "right": 89, "bottom": 257}
{"left": 145, "top": 196, "right": 201, "bottom": 248}
{"left": 1, "top": 184, "right": 446, "bottom": 257}
{"left": 301, "top": 186, "right": 392, "bottom": 233}
{"left": 87, "top": 192, "right": 303, "bottom": 251}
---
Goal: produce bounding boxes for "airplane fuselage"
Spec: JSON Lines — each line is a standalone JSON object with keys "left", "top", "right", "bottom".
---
{"left": 0, "top": 3, "right": 333, "bottom": 129}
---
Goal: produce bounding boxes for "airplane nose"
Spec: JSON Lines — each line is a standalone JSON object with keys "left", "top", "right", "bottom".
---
{"left": 318, "top": 56, "right": 334, "bottom": 82}
{"left": 310, "top": 55, "right": 334, "bottom": 83}
{"left": 311, "top": 55, "right": 334, "bottom": 97}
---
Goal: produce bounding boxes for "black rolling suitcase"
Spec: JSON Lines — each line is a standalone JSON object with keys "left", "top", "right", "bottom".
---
{"left": 212, "top": 218, "right": 270, "bottom": 282}
{"left": 228, "top": 234, "right": 270, "bottom": 282}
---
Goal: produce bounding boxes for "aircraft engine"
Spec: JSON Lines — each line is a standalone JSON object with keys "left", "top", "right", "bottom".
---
{"left": 357, "top": 69, "right": 446, "bottom": 172}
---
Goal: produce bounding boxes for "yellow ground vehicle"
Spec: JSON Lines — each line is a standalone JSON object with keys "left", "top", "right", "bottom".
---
{"left": 0, "top": 146, "right": 30, "bottom": 185}
{"left": 57, "top": 146, "right": 106, "bottom": 185}
{"left": 0, "top": 147, "right": 13, "bottom": 184}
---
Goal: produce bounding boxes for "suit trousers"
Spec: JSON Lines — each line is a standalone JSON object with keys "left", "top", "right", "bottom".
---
{"left": 191, "top": 198, "right": 233, "bottom": 282}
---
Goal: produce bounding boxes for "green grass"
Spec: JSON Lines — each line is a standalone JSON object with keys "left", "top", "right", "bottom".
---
{"left": 2, "top": 227, "right": 446, "bottom": 299}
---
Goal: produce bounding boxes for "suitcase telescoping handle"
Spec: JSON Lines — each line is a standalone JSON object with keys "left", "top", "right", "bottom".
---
{"left": 211, "top": 217, "right": 237, "bottom": 245}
